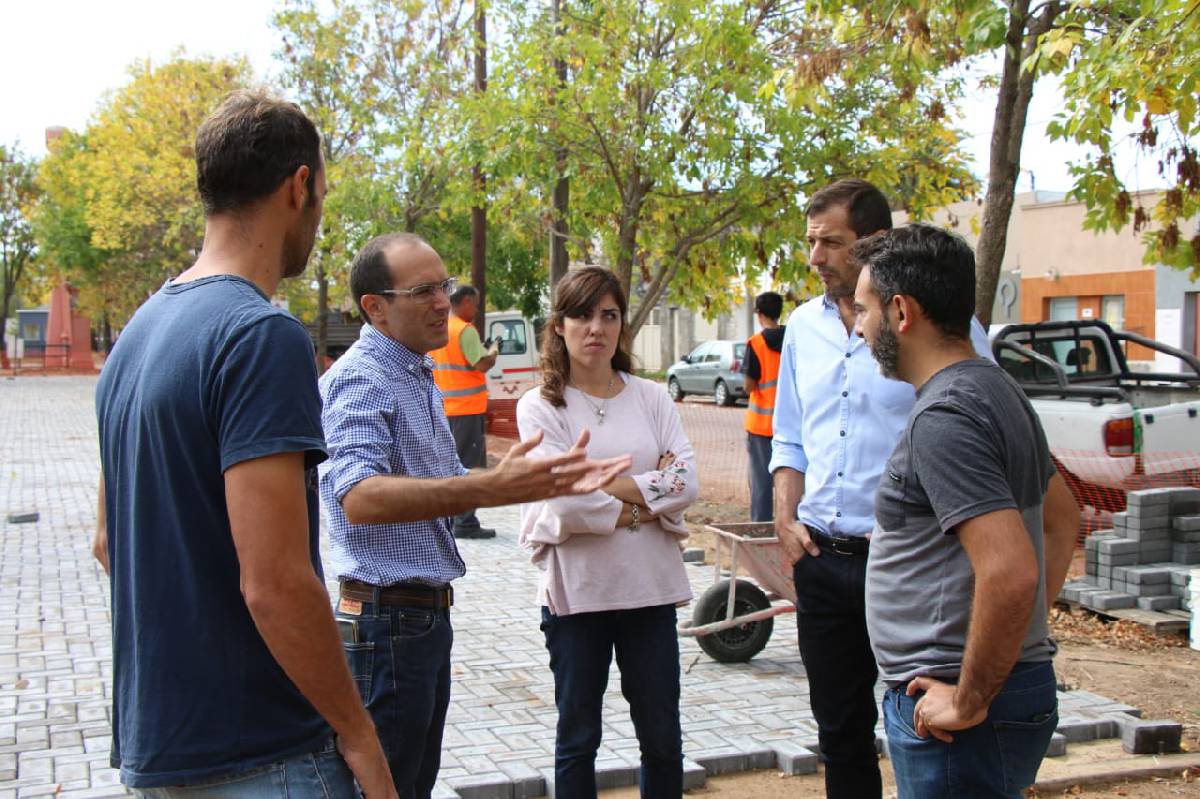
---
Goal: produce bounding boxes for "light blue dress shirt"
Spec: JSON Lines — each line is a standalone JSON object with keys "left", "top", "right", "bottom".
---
{"left": 768, "top": 295, "right": 993, "bottom": 538}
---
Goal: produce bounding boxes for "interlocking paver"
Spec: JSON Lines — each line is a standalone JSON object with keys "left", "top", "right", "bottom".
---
{"left": 0, "top": 376, "right": 1160, "bottom": 797}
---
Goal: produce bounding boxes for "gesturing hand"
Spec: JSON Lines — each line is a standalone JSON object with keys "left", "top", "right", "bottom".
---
{"left": 492, "top": 429, "right": 632, "bottom": 503}
{"left": 906, "top": 676, "right": 987, "bottom": 743}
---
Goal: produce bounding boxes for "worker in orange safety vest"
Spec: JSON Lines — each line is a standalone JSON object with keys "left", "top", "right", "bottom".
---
{"left": 430, "top": 284, "right": 499, "bottom": 538}
{"left": 742, "top": 292, "right": 785, "bottom": 521}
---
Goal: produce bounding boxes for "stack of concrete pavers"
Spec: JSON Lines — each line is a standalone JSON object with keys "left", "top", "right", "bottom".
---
{"left": 1061, "top": 487, "right": 1198, "bottom": 612}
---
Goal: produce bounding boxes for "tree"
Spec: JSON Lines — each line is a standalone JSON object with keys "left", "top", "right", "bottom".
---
{"left": 273, "top": 0, "right": 549, "bottom": 328}
{"left": 274, "top": 0, "right": 383, "bottom": 364}
{"left": 790, "top": 1, "right": 1044, "bottom": 326}
{"left": 490, "top": 0, "right": 976, "bottom": 334}
{"left": 33, "top": 56, "right": 250, "bottom": 329}
{"left": 1, "top": 144, "right": 40, "bottom": 362}
{"left": 31, "top": 131, "right": 114, "bottom": 344}
{"left": 800, "top": 1, "right": 1200, "bottom": 325}
{"left": 970, "top": 1, "right": 1065, "bottom": 324}
{"left": 1040, "top": 0, "right": 1200, "bottom": 273}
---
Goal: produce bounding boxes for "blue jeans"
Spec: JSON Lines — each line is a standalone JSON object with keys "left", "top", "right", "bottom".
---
{"left": 336, "top": 598, "right": 454, "bottom": 799}
{"left": 541, "top": 604, "right": 682, "bottom": 799}
{"left": 884, "top": 661, "right": 1059, "bottom": 799}
{"left": 134, "top": 739, "right": 358, "bottom": 798}
{"left": 746, "top": 433, "right": 774, "bottom": 522}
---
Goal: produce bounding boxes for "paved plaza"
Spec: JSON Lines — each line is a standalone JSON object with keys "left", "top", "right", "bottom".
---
{"left": 0, "top": 376, "right": 1147, "bottom": 798}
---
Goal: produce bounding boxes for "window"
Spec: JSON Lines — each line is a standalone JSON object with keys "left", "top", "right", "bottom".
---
{"left": 687, "top": 343, "right": 709, "bottom": 362}
{"left": 999, "top": 333, "right": 1113, "bottom": 382}
{"left": 488, "top": 319, "right": 527, "bottom": 355}
{"left": 1048, "top": 296, "right": 1078, "bottom": 322}
{"left": 1101, "top": 295, "right": 1125, "bottom": 331}
{"left": 1050, "top": 338, "right": 1107, "bottom": 375}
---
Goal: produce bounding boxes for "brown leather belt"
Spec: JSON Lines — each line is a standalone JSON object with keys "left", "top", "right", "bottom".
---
{"left": 339, "top": 579, "right": 454, "bottom": 609}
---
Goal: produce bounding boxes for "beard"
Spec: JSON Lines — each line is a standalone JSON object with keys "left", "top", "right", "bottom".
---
{"left": 870, "top": 312, "right": 901, "bottom": 380}
{"left": 282, "top": 206, "right": 319, "bottom": 279}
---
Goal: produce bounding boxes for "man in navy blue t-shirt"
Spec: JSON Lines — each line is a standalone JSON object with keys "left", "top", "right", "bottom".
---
{"left": 94, "top": 92, "right": 396, "bottom": 798}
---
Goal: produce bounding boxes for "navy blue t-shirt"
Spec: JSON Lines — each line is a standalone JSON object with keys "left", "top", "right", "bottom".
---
{"left": 96, "top": 275, "right": 330, "bottom": 787}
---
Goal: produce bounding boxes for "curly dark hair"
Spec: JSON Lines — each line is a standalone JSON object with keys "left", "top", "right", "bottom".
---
{"left": 539, "top": 266, "right": 635, "bottom": 408}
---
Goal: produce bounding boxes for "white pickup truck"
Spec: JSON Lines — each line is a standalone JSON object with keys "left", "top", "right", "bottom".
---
{"left": 992, "top": 320, "right": 1200, "bottom": 512}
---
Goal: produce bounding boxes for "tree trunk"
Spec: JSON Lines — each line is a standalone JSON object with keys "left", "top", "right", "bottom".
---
{"left": 316, "top": 259, "right": 329, "bottom": 374}
{"left": 975, "top": 0, "right": 1059, "bottom": 326}
{"left": 628, "top": 254, "right": 682, "bottom": 336}
{"left": 1, "top": 255, "right": 26, "bottom": 367}
{"left": 614, "top": 170, "right": 650, "bottom": 300}
{"left": 0, "top": 287, "right": 11, "bottom": 366}
{"left": 472, "top": 2, "right": 488, "bottom": 337}
{"left": 551, "top": 174, "right": 569, "bottom": 289}
{"left": 549, "top": 0, "right": 570, "bottom": 290}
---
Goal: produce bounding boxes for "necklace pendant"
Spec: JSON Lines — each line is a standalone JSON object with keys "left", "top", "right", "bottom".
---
{"left": 598, "top": 409, "right": 606, "bottom": 424}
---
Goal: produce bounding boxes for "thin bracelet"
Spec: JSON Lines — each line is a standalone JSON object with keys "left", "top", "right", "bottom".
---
{"left": 627, "top": 503, "right": 640, "bottom": 533}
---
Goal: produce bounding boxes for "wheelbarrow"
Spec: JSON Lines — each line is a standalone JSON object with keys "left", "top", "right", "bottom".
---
{"left": 677, "top": 522, "right": 797, "bottom": 663}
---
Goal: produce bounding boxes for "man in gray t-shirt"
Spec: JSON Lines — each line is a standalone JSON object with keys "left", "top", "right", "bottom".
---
{"left": 850, "top": 225, "right": 1080, "bottom": 798}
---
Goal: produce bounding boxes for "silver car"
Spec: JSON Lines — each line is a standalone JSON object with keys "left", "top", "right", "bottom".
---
{"left": 666, "top": 340, "right": 748, "bottom": 406}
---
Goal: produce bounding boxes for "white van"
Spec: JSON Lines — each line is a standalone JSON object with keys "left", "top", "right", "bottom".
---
{"left": 483, "top": 310, "right": 541, "bottom": 436}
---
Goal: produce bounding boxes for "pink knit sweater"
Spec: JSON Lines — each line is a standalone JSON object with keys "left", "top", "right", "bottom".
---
{"left": 516, "top": 374, "right": 698, "bottom": 616}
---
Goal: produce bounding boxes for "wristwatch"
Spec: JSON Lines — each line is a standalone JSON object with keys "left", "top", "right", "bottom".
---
{"left": 627, "top": 503, "right": 641, "bottom": 533}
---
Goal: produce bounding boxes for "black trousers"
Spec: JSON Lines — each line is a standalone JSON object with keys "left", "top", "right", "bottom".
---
{"left": 793, "top": 545, "right": 882, "bottom": 798}
{"left": 448, "top": 413, "right": 487, "bottom": 531}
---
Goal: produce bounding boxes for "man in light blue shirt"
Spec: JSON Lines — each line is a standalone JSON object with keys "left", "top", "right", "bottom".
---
{"left": 769, "top": 180, "right": 992, "bottom": 798}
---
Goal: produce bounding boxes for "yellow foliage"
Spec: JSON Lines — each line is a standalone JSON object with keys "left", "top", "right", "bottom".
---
{"left": 83, "top": 55, "right": 249, "bottom": 262}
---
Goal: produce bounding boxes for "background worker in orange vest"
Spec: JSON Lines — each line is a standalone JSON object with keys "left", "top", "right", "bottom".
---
{"left": 741, "top": 291, "right": 785, "bottom": 522}
{"left": 431, "top": 284, "right": 500, "bottom": 538}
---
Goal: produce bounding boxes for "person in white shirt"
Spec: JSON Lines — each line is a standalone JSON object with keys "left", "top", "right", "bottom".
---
{"left": 517, "top": 265, "right": 699, "bottom": 798}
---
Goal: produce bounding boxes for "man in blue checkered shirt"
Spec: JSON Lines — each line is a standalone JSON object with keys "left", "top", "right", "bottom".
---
{"left": 318, "top": 233, "right": 629, "bottom": 798}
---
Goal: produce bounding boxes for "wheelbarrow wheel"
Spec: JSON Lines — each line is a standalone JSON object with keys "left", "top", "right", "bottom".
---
{"left": 692, "top": 578, "right": 773, "bottom": 663}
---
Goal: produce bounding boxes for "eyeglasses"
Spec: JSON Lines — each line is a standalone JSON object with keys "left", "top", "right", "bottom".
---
{"left": 379, "top": 277, "right": 459, "bottom": 303}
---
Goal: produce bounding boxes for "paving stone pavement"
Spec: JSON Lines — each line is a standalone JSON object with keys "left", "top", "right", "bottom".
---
{"left": 0, "top": 376, "right": 1152, "bottom": 798}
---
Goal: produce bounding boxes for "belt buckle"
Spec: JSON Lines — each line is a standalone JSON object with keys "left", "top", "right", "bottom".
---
{"left": 830, "top": 537, "right": 856, "bottom": 556}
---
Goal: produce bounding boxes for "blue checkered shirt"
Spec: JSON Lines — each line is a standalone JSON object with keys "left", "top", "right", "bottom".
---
{"left": 318, "top": 324, "right": 467, "bottom": 586}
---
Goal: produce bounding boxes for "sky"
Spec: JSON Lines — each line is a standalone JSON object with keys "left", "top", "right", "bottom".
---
{"left": 0, "top": 0, "right": 1164, "bottom": 197}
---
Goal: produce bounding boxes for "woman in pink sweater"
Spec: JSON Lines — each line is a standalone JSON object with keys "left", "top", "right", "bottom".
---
{"left": 517, "top": 266, "right": 699, "bottom": 798}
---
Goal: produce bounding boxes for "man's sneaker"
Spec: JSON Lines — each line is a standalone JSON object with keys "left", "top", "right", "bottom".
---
{"left": 453, "top": 526, "right": 496, "bottom": 539}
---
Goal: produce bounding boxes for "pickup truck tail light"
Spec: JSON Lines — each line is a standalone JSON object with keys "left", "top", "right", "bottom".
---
{"left": 1103, "top": 417, "right": 1134, "bottom": 456}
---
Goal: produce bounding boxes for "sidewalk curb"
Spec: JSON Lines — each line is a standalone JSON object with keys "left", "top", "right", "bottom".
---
{"left": 1033, "top": 757, "right": 1200, "bottom": 792}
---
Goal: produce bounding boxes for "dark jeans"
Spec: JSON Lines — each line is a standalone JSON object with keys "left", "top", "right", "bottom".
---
{"left": 746, "top": 433, "right": 774, "bottom": 522}
{"left": 335, "top": 595, "right": 454, "bottom": 799}
{"left": 133, "top": 739, "right": 358, "bottom": 798}
{"left": 884, "top": 661, "right": 1059, "bottom": 798}
{"left": 540, "top": 604, "right": 682, "bottom": 799}
{"left": 448, "top": 413, "right": 487, "bottom": 531}
{"left": 793, "top": 547, "right": 882, "bottom": 798}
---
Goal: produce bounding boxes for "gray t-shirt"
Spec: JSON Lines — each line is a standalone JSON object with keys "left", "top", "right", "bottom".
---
{"left": 865, "top": 359, "right": 1057, "bottom": 686}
